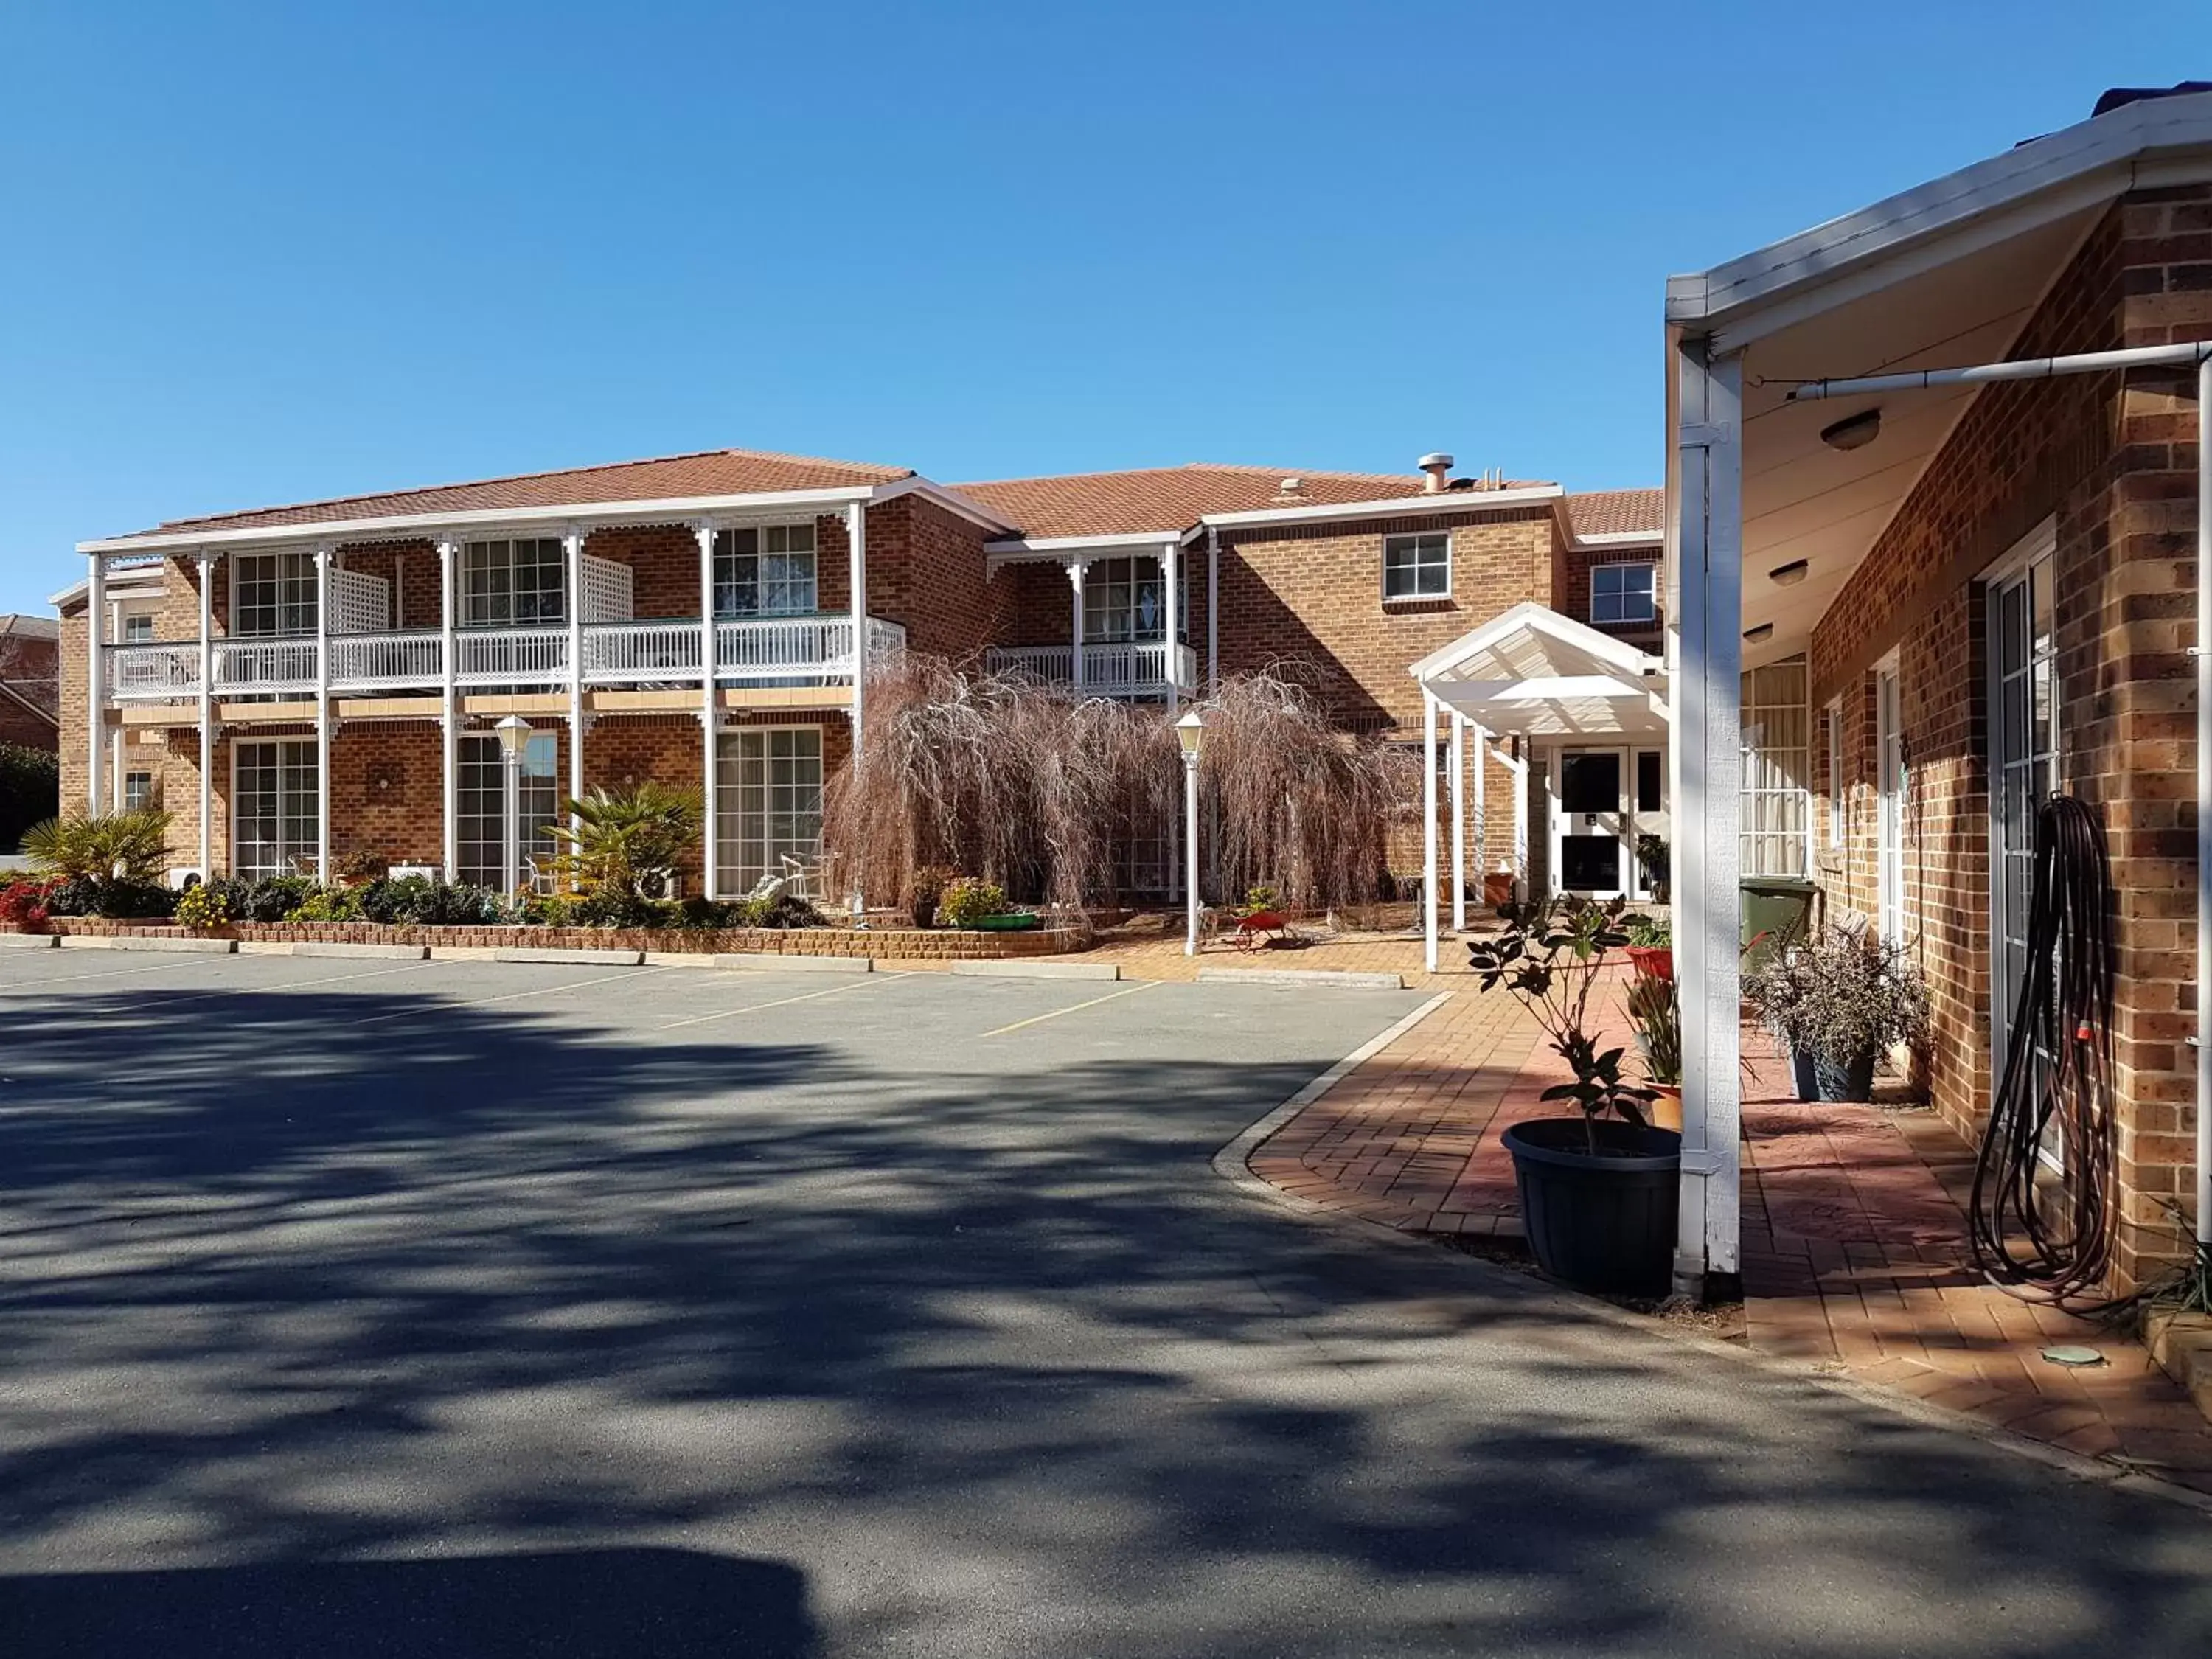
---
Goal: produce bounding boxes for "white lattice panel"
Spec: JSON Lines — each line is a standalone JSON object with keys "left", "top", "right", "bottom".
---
{"left": 580, "top": 554, "right": 634, "bottom": 624}
{"left": 332, "top": 567, "right": 390, "bottom": 633}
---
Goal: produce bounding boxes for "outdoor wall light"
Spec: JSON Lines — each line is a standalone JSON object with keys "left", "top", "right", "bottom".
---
{"left": 1769, "top": 559, "right": 1810, "bottom": 586}
{"left": 1819, "top": 408, "right": 1882, "bottom": 451}
{"left": 1743, "top": 622, "right": 1775, "bottom": 644}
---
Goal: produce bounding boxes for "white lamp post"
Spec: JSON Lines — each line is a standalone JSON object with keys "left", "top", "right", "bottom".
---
{"left": 1175, "top": 709, "right": 1209, "bottom": 956}
{"left": 494, "top": 714, "right": 535, "bottom": 897}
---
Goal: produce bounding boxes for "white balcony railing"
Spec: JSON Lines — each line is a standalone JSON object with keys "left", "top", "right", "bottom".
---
{"left": 108, "top": 642, "right": 203, "bottom": 700}
{"left": 985, "top": 639, "right": 1196, "bottom": 697}
{"left": 329, "top": 630, "right": 442, "bottom": 693}
{"left": 106, "top": 614, "right": 910, "bottom": 703}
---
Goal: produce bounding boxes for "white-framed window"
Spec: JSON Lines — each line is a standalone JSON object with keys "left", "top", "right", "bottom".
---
{"left": 456, "top": 732, "right": 560, "bottom": 891}
{"left": 124, "top": 770, "right": 155, "bottom": 812}
{"left": 121, "top": 613, "right": 156, "bottom": 644}
{"left": 1741, "top": 657, "right": 1810, "bottom": 877}
{"left": 1082, "top": 555, "right": 1187, "bottom": 643}
{"left": 462, "top": 538, "right": 566, "bottom": 627}
{"left": 232, "top": 552, "right": 318, "bottom": 637}
{"left": 1635, "top": 749, "right": 1663, "bottom": 813}
{"left": 716, "top": 726, "right": 824, "bottom": 896}
{"left": 1826, "top": 701, "right": 1844, "bottom": 846}
{"left": 1382, "top": 532, "right": 1451, "bottom": 602}
{"left": 232, "top": 739, "right": 319, "bottom": 879}
{"left": 1590, "top": 562, "right": 1658, "bottom": 625}
{"left": 714, "top": 524, "right": 818, "bottom": 617}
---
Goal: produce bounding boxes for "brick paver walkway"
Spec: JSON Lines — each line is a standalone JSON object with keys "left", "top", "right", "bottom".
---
{"left": 1069, "top": 921, "right": 1472, "bottom": 990}
{"left": 1240, "top": 973, "right": 2212, "bottom": 1494}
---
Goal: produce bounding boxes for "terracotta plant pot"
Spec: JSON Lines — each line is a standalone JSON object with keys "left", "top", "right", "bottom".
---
{"left": 1625, "top": 945, "right": 1674, "bottom": 982}
{"left": 1646, "top": 1085, "right": 1683, "bottom": 1133}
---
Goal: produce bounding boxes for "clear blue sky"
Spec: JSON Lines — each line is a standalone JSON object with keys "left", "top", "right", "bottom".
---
{"left": 2, "top": 1, "right": 2205, "bottom": 613}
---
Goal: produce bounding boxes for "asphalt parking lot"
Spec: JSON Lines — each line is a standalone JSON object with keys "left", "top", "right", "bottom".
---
{"left": 4, "top": 949, "right": 2211, "bottom": 1658}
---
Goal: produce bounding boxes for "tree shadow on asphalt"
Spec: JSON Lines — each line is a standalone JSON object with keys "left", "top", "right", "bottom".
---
{"left": 1, "top": 983, "right": 2210, "bottom": 1658}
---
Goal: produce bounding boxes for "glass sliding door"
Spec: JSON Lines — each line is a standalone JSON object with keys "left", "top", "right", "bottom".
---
{"left": 715, "top": 727, "right": 824, "bottom": 896}
{"left": 456, "top": 732, "right": 560, "bottom": 891}
{"left": 1986, "top": 541, "right": 2057, "bottom": 1157}
{"left": 232, "top": 739, "right": 319, "bottom": 878}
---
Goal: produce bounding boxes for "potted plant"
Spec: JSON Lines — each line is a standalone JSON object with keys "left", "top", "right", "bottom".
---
{"left": 1623, "top": 914, "right": 1672, "bottom": 983}
{"left": 1466, "top": 896, "right": 1680, "bottom": 1297}
{"left": 1625, "top": 973, "right": 1682, "bottom": 1132}
{"left": 1637, "top": 833, "right": 1670, "bottom": 903}
{"left": 1746, "top": 927, "right": 1930, "bottom": 1102}
{"left": 908, "top": 864, "right": 956, "bottom": 929}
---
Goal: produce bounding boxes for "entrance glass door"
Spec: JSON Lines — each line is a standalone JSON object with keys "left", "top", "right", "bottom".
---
{"left": 1987, "top": 543, "right": 2057, "bottom": 1157}
{"left": 1556, "top": 749, "right": 1627, "bottom": 894}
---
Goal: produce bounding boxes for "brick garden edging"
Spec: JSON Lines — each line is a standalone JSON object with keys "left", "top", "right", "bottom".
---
{"left": 1, "top": 918, "right": 1086, "bottom": 961}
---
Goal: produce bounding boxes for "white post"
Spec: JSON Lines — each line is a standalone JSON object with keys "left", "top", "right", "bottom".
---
{"left": 1450, "top": 709, "right": 1467, "bottom": 933}
{"left": 1068, "top": 561, "right": 1087, "bottom": 689}
{"left": 564, "top": 529, "right": 585, "bottom": 826}
{"left": 846, "top": 500, "right": 867, "bottom": 922}
{"left": 1423, "top": 689, "right": 1439, "bottom": 974}
{"left": 1183, "top": 749, "right": 1201, "bottom": 956}
{"left": 698, "top": 523, "right": 720, "bottom": 901}
{"left": 1512, "top": 741, "right": 1529, "bottom": 900}
{"left": 313, "top": 546, "right": 332, "bottom": 883}
{"left": 2197, "top": 352, "right": 2212, "bottom": 1251}
{"left": 1161, "top": 537, "right": 1180, "bottom": 714}
{"left": 1472, "top": 719, "right": 1487, "bottom": 905}
{"left": 1206, "top": 526, "right": 1220, "bottom": 692}
{"left": 502, "top": 745, "right": 522, "bottom": 897}
{"left": 1672, "top": 336, "right": 1746, "bottom": 1296}
{"left": 197, "top": 555, "right": 214, "bottom": 876}
{"left": 438, "top": 538, "right": 459, "bottom": 880}
{"left": 85, "top": 554, "right": 105, "bottom": 815}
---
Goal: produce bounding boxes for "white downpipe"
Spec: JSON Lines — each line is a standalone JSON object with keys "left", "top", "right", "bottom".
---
{"left": 197, "top": 556, "right": 214, "bottom": 877}
{"left": 2198, "top": 352, "right": 2211, "bottom": 1249}
{"left": 1423, "top": 690, "right": 1439, "bottom": 974}
{"left": 698, "top": 524, "right": 720, "bottom": 902}
{"left": 1450, "top": 709, "right": 1467, "bottom": 933}
{"left": 1787, "top": 339, "right": 2212, "bottom": 402}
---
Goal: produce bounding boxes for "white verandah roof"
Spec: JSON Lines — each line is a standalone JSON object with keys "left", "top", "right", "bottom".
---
{"left": 1408, "top": 601, "right": 1668, "bottom": 738}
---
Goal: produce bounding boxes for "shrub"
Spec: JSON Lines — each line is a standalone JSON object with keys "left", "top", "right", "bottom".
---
{"left": 41, "top": 875, "right": 175, "bottom": 919}
{"left": 938, "top": 877, "right": 1006, "bottom": 928}
{"left": 1236, "top": 884, "right": 1279, "bottom": 918}
{"left": 1624, "top": 914, "right": 1671, "bottom": 949}
{"left": 285, "top": 885, "right": 364, "bottom": 923}
{"left": 358, "top": 874, "right": 504, "bottom": 926}
{"left": 174, "top": 884, "right": 230, "bottom": 932}
{"left": 907, "top": 864, "right": 956, "bottom": 929}
{"left": 21, "top": 808, "right": 174, "bottom": 885}
{"left": 0, "top": 743, "right": 60, "bottom": 852}
{"left": 1747, "top": 927, "right": 1930, "bottom": 1064}
{"left": 0, "top": 877, "right": 55, "bottom": 928}
{"left": 333, "top": 849, "right": 389, "bottom": 885}
{"left": 541, "top": 781, "right": 703, "bottom": 900}
{"left": 744, "top": 891, "right": 827, "bottom": 930}
{"left": 1626, "top": 975, "right": 1680, "bottom": 1087}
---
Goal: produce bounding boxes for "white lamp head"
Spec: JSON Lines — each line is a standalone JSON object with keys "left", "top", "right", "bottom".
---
{"left": 1175, "top": 708, "right": 1210, "bottom": 759}
{"left": 494, "top": 714, "right": 535, "bottom": 759}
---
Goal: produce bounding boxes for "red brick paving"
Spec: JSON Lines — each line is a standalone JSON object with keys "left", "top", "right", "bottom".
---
{"left": 1245, "top": 972, "right": 2212, "bottom": 1492}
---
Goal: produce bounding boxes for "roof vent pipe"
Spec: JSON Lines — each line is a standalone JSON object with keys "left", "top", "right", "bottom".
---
{"left": 1417, "top": 452, "right": 1455, "bottom": 493}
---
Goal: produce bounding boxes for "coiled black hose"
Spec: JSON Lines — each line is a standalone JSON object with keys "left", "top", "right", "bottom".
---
{"left": 1968, "top": 793, "right": 2118, "bottom": 1307}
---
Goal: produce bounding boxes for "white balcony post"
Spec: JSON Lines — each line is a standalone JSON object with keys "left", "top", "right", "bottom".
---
{"left": 1067, "top": 561, "right": 1087, "bottom": 690}
{"left": 1206, "top": 525, "right": 1220, "bottom": 692}
{"left": 697, "top": 522, "right": 720, "bottom": 900}
{"left": 1422, "top": 689, "right": 1439, "bottom": 974}
{"left": 313, "top": 547, "right": 333, "bottom": 882}
{"left": 1450, "top": 709, "right": 1467, "bottom": 933}
{"left": 85, "top": 554, "right": 105, "bottom": 815}
{"left": 1471, "top": 718, "right": 1487, "bottom": 904}
{"left": 845, "top": 501, "right": 867, "bottom": 921}
{"left": 1512, "top": 740, "right": 1529, "bottom": 901}
{"left": 1672, "top": 335, "right": 1745, "bottom": 1297}
{"left": 1161, "top": 537, "right": 1180, "bottom": 714}
{"left": 197, "top": 555, "right": 215, "bottom": 876}
{"left": 438, "top": 538, "right": 459, "bottom": 880}
{"left": 564, "top": 530, "right": 586, "bottom": 827}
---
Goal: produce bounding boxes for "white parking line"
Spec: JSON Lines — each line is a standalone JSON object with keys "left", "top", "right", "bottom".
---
{"left": 347, "top": 965, "right": 664, "bottom": 1028}
{"left": 978, "top": 980, "right": 1158, "bottom": 1037}
{"left": 128, "top": 959, "right": 435, "bottom": 1009}
{"left": 652, "top": 972, "right": 907, "bottom": 1032}
{"left": 0, "top": 959, "right": 229, "bottom": 991}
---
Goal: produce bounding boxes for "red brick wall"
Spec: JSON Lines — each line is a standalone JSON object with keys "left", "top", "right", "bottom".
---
{"left": 1804, "top": 187, "right": 2210, "bottom": 1290}
{"left": 1554, "top": 538, "right": 1664, "bottom": 650}
{"left": 328, "top": 721, "right": 445, "bottom": 867}
{"left": 864, "top": 496, "right": 1000, "bottom": 658}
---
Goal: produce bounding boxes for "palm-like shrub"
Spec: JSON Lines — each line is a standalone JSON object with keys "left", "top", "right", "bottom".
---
{"left": 22, "top": 808, "right": 173, "bottom": 885}
{"left": 541, "top": 782, "right": 703, "bottom": 900}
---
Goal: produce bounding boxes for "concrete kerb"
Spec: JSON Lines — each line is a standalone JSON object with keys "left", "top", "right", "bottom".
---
{"left": 63, "top": 934, "right": 237, "bottom": 955}
{"left": 0, "top": 932, "right": 59, "bottom": 949}
{"left": 291, "top": 941, "right": 432, "bottom": 961}
{"left": 1208, "top": 995, "right": 2212, "bottom": 1520}
{"left": 1197, "top": 965, "right": 1406, "bottom": 990}
{"left": 713, "top": 953, "right": 873, "bottom": 973}
{"left": 488, "top": 946, "right": 646, "bottom": 967}
{"left": 952, "top": 959, "right": 1120, "bottom": 982}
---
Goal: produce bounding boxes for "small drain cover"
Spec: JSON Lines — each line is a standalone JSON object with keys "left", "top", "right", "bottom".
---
{"left": 2041, "top": 1344, "right": 2106, "bottom": 1368}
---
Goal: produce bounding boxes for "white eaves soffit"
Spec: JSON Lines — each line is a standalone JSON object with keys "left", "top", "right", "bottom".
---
{"left": 1668, "top": 91, "right": 2212, "bottom": 672}
{"left": 1411, "top": 601, "right": 1668, "bottom": 739}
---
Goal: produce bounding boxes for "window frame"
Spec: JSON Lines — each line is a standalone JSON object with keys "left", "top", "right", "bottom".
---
{"left": 230, "top": 737, "right": 321, "bottom": 880}
{"left": 714, "top": 723, "right": 825, "bottom": 897}
{"left": 231, "top": 552, "right": 319, "bottom": 638}
{"left": 461, "top": 538, "right": 568, "bottom": 628}
{"left": 456, "top": 731, "right": 560, "bottom": 891}
{"left": 1381, "top": 532, "right": 1453, "bottom": 604}
{"left": 1590, "top": 561, "right": 1658, "bottom": 627}
{"left": 123, "top": 769, "right": 156, "bottom": 812}
{"left": 714, "top": 522, "right": 821, "bottom": 619}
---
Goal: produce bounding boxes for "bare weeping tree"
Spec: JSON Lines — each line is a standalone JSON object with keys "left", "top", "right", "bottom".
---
{"left": 822, "top": 653, "right": 1415, "bottom": 919}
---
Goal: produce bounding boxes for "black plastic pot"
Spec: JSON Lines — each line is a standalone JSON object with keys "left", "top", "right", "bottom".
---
{"left": 1814, "top": 1049, "right": 1877, "bottom": 1102}
{"left": 1502, "top": 1119, "right": 1682, "bottom": 1297}
{"left": 1790, "top": 1048, "right": 1818, "bottom": 1102}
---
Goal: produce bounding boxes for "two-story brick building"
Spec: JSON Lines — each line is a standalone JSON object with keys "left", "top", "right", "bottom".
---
{"left": 52, "top": 448, "right": 1660, "bottom": 905}
{"left": 0, "top": 614, "right": 60, "bottom": 753}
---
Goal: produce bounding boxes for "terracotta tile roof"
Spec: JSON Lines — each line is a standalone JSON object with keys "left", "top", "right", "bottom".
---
{"left": 1565, "top": 487, "right": 1664, "bottom": 540}
{"left": 139, "top": 448, "right": 914, "bottom": 537}
{"left": 951, "top": 464, "right": 1550, "bottom": 541}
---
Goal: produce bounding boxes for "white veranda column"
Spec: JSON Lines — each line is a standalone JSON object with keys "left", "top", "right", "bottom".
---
{"left": 313, "top": 546, "right": 332, "bottom": 882}
{"left": 564, "top": 529, "right": 585, "bottom": 832}
{"left": 197, "top": 554, "right": 215, "bottom": 876}
{"left": 1672, "top": 336, "right": 1746, "bottom": 1295}
{"left": 697, "top": 523, "right": 720, "bottom": 901}
{"left": 1161, "top": 537, "right": 1180, "bottom": 714}
{"left": 1471, "top": 719, "right": 1487, "bottom": 904}
{"left": 846, "top": 501, "right": 868, "bottom": 919}
{"left": 1422, "top": 689, "right": 1440, "bottom": 973}
{"left": 85, "top": 554, "right": 105, "bottom": 815}
{"left": 1206, "top": 526, "right": 1220, "bottom": 692}
{"left": 1512, "top": 740, "right": 1529, "bottom": 900}
{"left": 438, "top": 538, "right": 459, "bottom": 880}
{"left": 1450, "top": 709, "right": 1467, "bottom": 932}
{"left": 1067, "top": 561, "right": 1086, "bottom": 689}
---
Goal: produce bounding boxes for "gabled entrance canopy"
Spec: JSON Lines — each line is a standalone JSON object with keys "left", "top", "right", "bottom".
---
{"left": 1409, "top": 601, "right": 1669, "bottom": 738}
